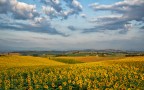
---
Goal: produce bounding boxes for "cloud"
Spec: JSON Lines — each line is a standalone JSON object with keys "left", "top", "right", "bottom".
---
{"left": 141, "top": 26, "right": 144, "bottom": 29}
{"left": 42, "top": 6, "right": 58, "bottom": 19}
{"left": 40, "top": 0, "right": 62, "bottom": 12}
{"left": 0, "top": 0, "right": 83, "bottom": 20}
{"left": 68, "top": 26, "right": 77, "bottom": 31}
{"left": 83, "top": 16, "right": 127, "bottom": 33}
{"left": 80, "top": 14, "right": 87, "bottom": 18}
{"left": 0, "top": 17, "right": 67, "bottom": 36}
{"left": 61, "top": 9, "right": 76, "bottom": 19}
{"left": 1, "top": 26, "right": 144, "bottom": 51}
{"left": 12, "top": 1, "right": 39, "bottom": 19}
{"left": 88, "top": 16, "right": 124, "bottom": 29}
{"left": 62, "top": 0, "right": 83, "bottom": 19}
{"left": 0, "top": 0, "right": 69, "bottom": 36}
{"left": 0, "top": 0, "right": 39, "bottom": 20}
{"left": 63, "top": 0, "right": 82, "bottom": 12}
{"left": 90, "top": 0, "right": 144, "bottom": 21}
{"left": 87, "top": 0, "right": 144, "bottom": 33}
{"left": 41, "top": 0, "right": 83, "bottom": 19}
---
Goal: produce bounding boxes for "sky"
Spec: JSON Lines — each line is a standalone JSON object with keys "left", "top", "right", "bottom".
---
{"left": 0, "top": 0, "right": 144, "bottom": 51}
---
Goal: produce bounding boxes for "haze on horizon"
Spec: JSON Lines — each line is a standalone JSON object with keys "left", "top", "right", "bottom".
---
{"left": 0, "top": 0, "right": 144, "bottom": 51}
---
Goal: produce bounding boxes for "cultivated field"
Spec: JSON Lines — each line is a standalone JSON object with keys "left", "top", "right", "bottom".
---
{"left": 0, "top": 55, "right": 144, "bottom": 90}
{"left": 0, "top": 55, "right": 65, "bottom": 69}
{"left": 52, "top": 56, "right": 124, "bottom": 63}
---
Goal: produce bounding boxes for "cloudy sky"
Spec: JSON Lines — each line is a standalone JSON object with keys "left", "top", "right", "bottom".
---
{"left": 0, "top": 0, "right": 144, "bottom": 51}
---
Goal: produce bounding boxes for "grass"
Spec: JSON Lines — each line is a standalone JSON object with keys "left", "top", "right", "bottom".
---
{"left": 53, "top": 56, "right": 125, "bottom": 62}
{"left": 50, "top": 57, "right": 84, "bottom": 64}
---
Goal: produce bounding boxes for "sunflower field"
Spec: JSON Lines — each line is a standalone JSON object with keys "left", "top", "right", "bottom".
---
{"left": 0, "top": 56, "right": 144, "bottom": 90}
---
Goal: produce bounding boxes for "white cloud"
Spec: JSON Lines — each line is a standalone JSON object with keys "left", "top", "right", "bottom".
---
{"left": 80, "top": 14, "right": 87, "bottom": 18}
{"left": 71, "top": 0, "right": 83, "bottom": 11}
{"left": 0, "top": 0, "right": 39, "bottom": 20}
{"left": 40, "top": 0, "right": 61, "bottom": 12}
{"left": 90, "top": 0, "right": 144, "bottom": 21}
{"left": 42, "top": 6, "right": 58, "bottom": 19}
{"left": 87, "top": 0, "right": 144, "bottom": 32}
{"left": 0, "top": 0, "right": 144, "bottom": 51}
{"left": 0, "top": 27, "right": 144, "bottom": 51}
{"left": 41, "top": 0, "right": 83, "bottom": 19}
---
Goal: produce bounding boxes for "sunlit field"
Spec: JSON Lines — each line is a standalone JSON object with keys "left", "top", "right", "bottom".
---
{"left": 0, "top": 55, "right": 144, "bottom": 90}
{"left": 52, "top": 56, "right": 124, "bottom": 63}
{"left": 0, "top": 55, "right": 65, "bottom": 69}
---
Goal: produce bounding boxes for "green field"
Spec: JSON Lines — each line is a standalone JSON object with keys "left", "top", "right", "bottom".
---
{"left": 0, "top": 55, "right": 144, "bottom": 90}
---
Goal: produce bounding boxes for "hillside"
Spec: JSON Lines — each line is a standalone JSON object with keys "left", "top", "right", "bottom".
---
{"left": 52, "top": 56, "right": 125, "bottom": 63}
{"left": 0, "top": 56, "right": 144, "bottom": 89}
{"left": 0, "top": 55, "right": 65, "bottom": 68}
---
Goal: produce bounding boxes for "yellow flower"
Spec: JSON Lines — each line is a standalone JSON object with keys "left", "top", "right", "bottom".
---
{"left": 119, "top": 84, "right": 126, "bottom": 90}
{"left": 105, "top": 88, "right": 110, "bottom": 90}
{"left": 62, "top": 81, "right": 67, "bottom": 86}
{"left": 51, "top": 82, "right": 55, "bottom": 88}
{"left": 142, "top": 76, "right": 144, "bottom": 80}
{"left": 69, "top": 86, "right": 73, "bottom": 90}
{"left": 68, "top": 79, "right": 71, "bottom": 84}
{"left": 27, "top": 86, "right": 33, "bottom": 90}
{"left": 113, "top": 82, "right": 119, "bottom": 88}
{"left": 127, "top": 88, "right": 131, "bottom": 90}
{"left": 43, "top": 84, "right": 48, "bottom": 89}
{"left": 58, "top": 85, "right": 63, "bottom": 90}
{"left": 130, "top": 84, "right": 136, "bottom": 89}
{"left": 75, "top": 77, "right": 79, "bottom": 81}
{"left": 72, "top": 81, "right": 75, "bottom": 84}
{"left": 35, "top": 85, "right": 40, "bottom": 89}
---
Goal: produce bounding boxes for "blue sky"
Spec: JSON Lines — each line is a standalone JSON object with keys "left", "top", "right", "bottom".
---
{"left": 0, "top": 0, "right": 144, "bottom": 51}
